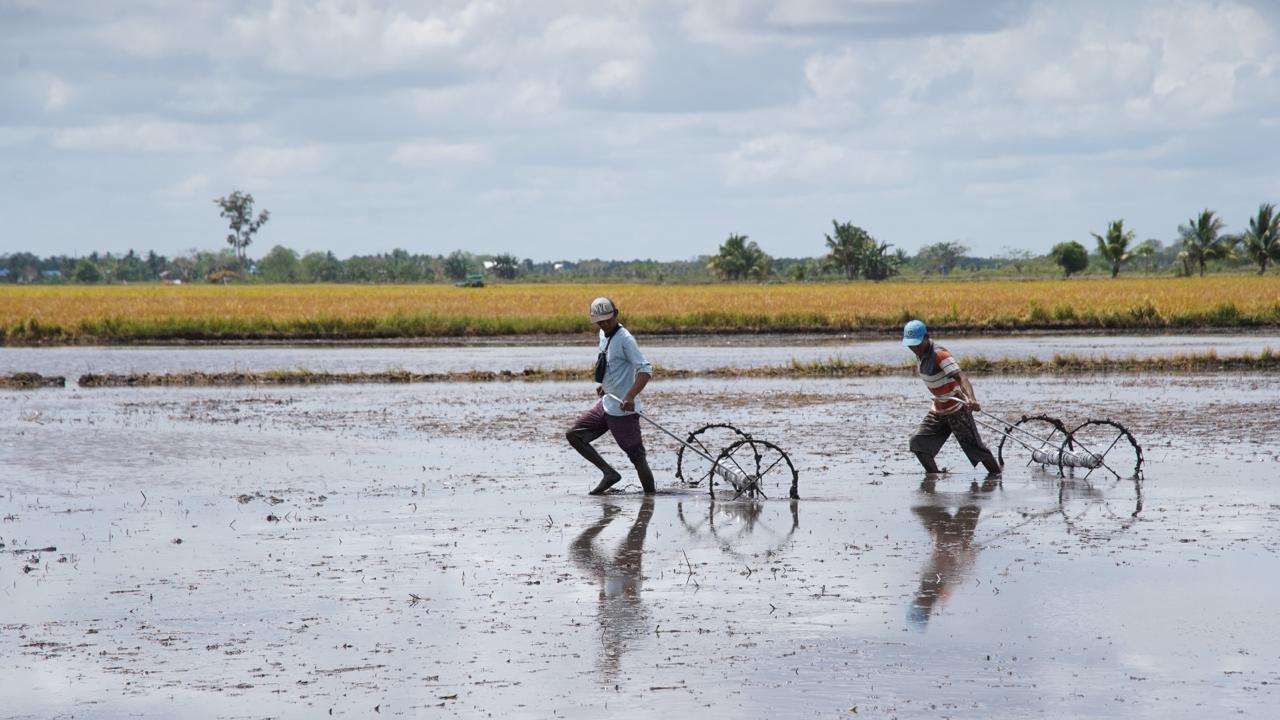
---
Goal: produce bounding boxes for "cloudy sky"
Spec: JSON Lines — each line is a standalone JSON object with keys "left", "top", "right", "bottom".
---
{"left": 3, "top": 0, "right": 1279, "bottom": 261}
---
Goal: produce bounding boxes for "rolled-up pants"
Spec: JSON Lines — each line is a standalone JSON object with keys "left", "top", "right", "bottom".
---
{"left": 909, "top": 408, "right": 993, "bottom": 467}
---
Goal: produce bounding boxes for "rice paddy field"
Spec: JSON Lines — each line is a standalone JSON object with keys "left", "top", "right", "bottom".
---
{"left": 3, "top": 276, "right": 1279, "bottom": 343}
{"left": 4, "top": 372, "right": 1279, "bottom": 718}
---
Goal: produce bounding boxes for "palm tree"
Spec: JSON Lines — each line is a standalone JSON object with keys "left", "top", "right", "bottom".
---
{"left": 1178, "top": 209, "right": 1234, "bottom": 277}
{"left": 824, "top": 221, "right": 866, "bottom": 280}
{"left": 708, "top": 234, "right": 771, "bottom": 281}
{"left": 1241, "top": 203, "right": 1280, "bottom": 275}
{"left": 1091, "top": 219, "right": 1135, "bottom": 278}
{"left": 1131, "top": 239, "right": 1160, "bottom": 274}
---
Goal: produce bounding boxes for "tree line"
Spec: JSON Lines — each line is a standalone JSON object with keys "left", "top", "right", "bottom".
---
{"left": 2, "top": 190, "right": 1276, "bottom": 284}
{"left": 710, "top": 203, "right": 1280, "bottom": 281}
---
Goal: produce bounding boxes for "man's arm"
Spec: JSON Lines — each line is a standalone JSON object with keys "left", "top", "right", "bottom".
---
{"left": 620, "top": 333, "right": 653, "bottom": 412}
{"left": 621, "top": 372, "right": 651, "bottom": 412}
{"left": 957, "top": 372, "right": 980, "bottom": 412}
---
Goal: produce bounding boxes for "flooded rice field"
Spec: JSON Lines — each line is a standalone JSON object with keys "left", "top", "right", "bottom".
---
{"left": 1, "top": 332, "right": 1276, "bottom": 378}
{"left": 2, "top": 371, "right": 1278, "bottom": 718}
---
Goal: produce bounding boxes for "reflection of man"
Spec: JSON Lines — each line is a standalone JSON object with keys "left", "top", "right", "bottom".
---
{"left": 569, "top": 498, "right": 654, "bottom": 680}
{"left": 907, "top": 480, "right": 993, "bottom": 629}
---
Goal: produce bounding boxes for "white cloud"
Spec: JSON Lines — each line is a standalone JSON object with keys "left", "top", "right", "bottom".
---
{"left": 9, "top": 0, "right": 1280, "bottom": 258}
{"left": 44, "top": 77, "right": 72, "bottom": 111}
{"left": 588, "top": 60, "right": 642, "bottom": 94}
{"left": 390, "top": 141, "right": 489, "bottom": 166}
{"left": 159, "top": 173, "right": 211, "bottom": 198}
{"left": 231, "top": 145, "right": 331, "bottom": 178}
{"left": 229, "top": 0, "right": 485, "bottom": 78}
{"left": 540, "top": 14, "right": 649, "bottom": 56}
{"left": 51, "top": 122, "right": 217, "bottom": 153}
{"left": 725, "top": 134, "right": 912, "bottom": 187}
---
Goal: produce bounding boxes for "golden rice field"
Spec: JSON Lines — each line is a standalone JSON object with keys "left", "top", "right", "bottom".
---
{"left": 2, "top": 276, "right": 1278, "bottom": 342}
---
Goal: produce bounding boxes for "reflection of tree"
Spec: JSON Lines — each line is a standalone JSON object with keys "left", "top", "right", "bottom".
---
{"left": 568, "top": 498, "right": 654, "bottom": 682}
{"left": 907, "top": 480, "right": 993, "bottom": 629}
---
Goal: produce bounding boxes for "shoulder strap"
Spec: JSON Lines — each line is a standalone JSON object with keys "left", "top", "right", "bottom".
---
{"left": 603, "top": 324, "right": 622, "bottom": 353}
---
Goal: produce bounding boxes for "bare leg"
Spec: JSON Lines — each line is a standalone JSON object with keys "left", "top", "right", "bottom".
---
{"left": 914, "top": 451, "right": 943, "bottom": 474}
{"left": 626, "top": 446, "right": 656, "bottom": 495}
{"left": 567, "top": 428, "right": 622, "bottom": 494}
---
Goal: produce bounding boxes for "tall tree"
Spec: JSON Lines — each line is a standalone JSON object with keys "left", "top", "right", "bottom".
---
{"left": 1051, "top": 241, "right": 1088, "bottom": 278}
{"left": 1131, "top": 239, "right": 1161, "bottom": 273}
{"left": 823, "top": 221, "right": 867, "bottom": 280}
{"left": 213, "top": 191, "right": 270, "bottom": 270}
{"left": 300, "top": 251, "right": 342, "bottom": 282}
{"left": 72, "top": 258, "right": 101, "bottom": 284}
{"left": 917, "top": 241, "right": 969, "bottom": 276}
{"left": 1241, "top": 203, "right": 1280, "bottom": 275}
{"left": 256, "top": 245, "right": 300, "bottom": 282}
{"left": 443, "top": 251, "right": 473, "bottom": 281}
{"left": 490, "top": 253, "right": 521, "bottom": 280}
{"left": 708, "top": 234, "right": 771, "bottom": 281}
{"left": 1091, "top": 219, "right": 1135, "bottom": 278}
{"left": 1178, "top": 209, "right": 1233, "bottom": 277}
{"left": 996, "top": 247, "right": 1035, "bottom": 274}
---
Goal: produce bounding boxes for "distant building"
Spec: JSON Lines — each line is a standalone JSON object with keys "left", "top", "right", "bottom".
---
{"left": 41, "top": 269, "right": 62, "bottom": 279}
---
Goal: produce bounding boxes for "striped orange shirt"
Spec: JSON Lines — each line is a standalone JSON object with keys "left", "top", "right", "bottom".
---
{"left": 918, "top": 344, "right": 963, "bottom": 414}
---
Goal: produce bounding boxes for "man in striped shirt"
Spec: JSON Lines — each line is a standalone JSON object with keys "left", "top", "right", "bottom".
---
{"left": 902, "top": 320, "right": 1002, "bottom": 477}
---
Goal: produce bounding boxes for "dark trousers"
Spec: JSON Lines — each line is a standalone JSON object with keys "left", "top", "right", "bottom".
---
{"left": 566, "top": 401, "right": 654, "bottom": 492}
{"left": 909, "top": 408, "right": 1000, "bottom": 472}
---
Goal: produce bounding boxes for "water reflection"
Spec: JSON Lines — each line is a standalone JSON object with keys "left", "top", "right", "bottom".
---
{"left": 1058, "top": 476, "right": 1144, "bottom": 540}
{"left": 569, "top": 497, "right": 654, "bottom": 681}
{"left": 907, "top": 475, "right": 1146, "bottom": 629}
{"left": 676, "top": 498, "right": 800, "bottom": 559}
{"left": 908, "top": 479, "right": 997, "bottom": 629}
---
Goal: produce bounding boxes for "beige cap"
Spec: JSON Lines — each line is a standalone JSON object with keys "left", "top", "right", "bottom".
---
{"left": 589, "top": 296, "right": 617, "bottom": 322}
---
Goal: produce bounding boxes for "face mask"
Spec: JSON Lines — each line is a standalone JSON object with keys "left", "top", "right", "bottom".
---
{"left": 594, "top": 325, "right": 618, "bottom": 383}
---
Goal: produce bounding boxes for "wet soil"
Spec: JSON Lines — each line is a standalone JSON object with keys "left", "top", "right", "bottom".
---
{"left": 1, "top": 373, "right": 1278, "bottom": 718}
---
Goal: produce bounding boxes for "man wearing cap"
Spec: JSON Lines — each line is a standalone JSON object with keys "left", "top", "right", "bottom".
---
{"left": 565, "top": 297, "right": 656, "bottom": 495}
{"left": 902, "top": 320, "right": 1002, "bottom": 477}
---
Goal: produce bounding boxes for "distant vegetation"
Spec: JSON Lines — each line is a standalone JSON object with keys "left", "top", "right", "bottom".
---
{"left": 3, "top": 189, "right": 1279, "bottom": 285}
{"left": 62, "top": 349, "right": 1280, "bottom": 387}
{"left": 2, "top": 277, "right": 1278, "bottom": 343}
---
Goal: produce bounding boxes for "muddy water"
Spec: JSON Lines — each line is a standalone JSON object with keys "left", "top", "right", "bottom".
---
{"left": 2, "top": 332, "right": 1277, "bottom": 378}
{"left": 2, "top": 374, "right": 1278, "bottom": 718}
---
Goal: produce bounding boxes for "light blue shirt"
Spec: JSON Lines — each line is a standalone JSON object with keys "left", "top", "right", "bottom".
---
{"left": 598, "top": 326, "right": 652, "bottom": 416}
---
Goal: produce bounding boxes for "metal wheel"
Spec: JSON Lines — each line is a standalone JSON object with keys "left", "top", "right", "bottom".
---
{"left": 1058, "top": 419, "right": 1144, "bottom": 481}
{"left": 676, "top": 423, "right": 750, "bottom": 486}
{"left": 995, "top": 414, "right": 1069, "bottom": 474}
{"left": 710, "top": 438, "right": 799, "bottom": 500}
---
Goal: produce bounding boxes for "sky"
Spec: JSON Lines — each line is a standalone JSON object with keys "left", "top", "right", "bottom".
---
{"left": 3, "top": 0, "right": 1280, "bottom": 261}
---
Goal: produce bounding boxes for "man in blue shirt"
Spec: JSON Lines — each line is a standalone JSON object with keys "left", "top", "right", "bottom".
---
{"left": 565, "top": 297, "right": 655, "bottom": 495}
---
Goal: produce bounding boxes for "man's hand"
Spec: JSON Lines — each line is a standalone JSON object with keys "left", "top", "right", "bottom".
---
{"left": 968, "top": 400, "right": 981, "bottom": 412}
{"left": 621, "top": 398, "right": 636, "bottom": 412}
{"left": 596, "top": 385, "right": 604, "bottom": 397}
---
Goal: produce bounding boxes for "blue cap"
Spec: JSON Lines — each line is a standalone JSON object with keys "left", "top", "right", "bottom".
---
{"left": 902, "top": 319, "right": 927, "bottom": 347}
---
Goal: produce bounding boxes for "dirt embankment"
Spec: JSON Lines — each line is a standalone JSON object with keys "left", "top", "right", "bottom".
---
{"left": 68, "top": 350, "right": 1280, "bottom": 388}
{"left": 0, "top": 373, "right": 65, "bottom": 389}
